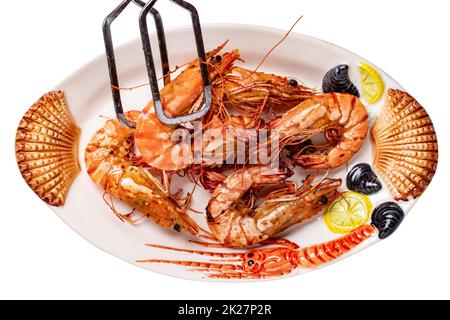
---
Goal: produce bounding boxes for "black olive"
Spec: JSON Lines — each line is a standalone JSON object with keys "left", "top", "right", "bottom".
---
{"left": 215, "top": 55, "right": 222, "bottom": 63}
{"left": 319, "top": 195, "right": 329, "bottom": 205}
{"left": 173, "top": 224, "right": 181, "bottom": 232}
{"left": 289, "top": 79, "right": 298, "bottom": 87}
{"left": 248, "top": 260, "right": 255, "bottom": 267}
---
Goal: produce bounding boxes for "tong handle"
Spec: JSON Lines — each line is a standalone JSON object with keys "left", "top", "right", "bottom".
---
{"left": 139, "top": 0, "right": 212, "bottom": 126}
{"left": 104, "top": 0, "right": 211, "bottom": 127}
{"left": 103, "top": 0, "right": 170, "bottom": 128}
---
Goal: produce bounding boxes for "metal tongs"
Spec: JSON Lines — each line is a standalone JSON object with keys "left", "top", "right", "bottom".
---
{"left": 103, "top": 0, "right": 211, "bottom": 128}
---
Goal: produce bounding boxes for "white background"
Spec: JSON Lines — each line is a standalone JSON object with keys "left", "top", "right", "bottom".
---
{"left": 1, "top": 0, "right": 449, "bottom": 300}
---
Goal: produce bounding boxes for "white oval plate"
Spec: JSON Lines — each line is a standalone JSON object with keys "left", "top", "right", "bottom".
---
{"left": 35, "top": 24, "right": 430, "bottom": 281}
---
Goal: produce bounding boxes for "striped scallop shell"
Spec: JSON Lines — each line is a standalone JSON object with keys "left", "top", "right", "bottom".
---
{"left": 16, "top": 91, "right": 81, "bottom": 206}
{"left": 371, "top": 89, "right": 438, "bottom": 201}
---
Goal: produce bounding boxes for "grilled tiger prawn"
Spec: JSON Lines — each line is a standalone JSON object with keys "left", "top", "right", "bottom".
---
{"left": 85, "top": 111, "right": 200, "bottom": 235}
{"left": 270, "top": 93, "right": 369, "bottom": 170}
{"left": 217, "top": 66, "right": 316, "bottom": 114}
{"left": 135, "top": 44, "right": 241, "bottom": 171}
{"left": 206, "top": 166, "right": 342, "bottom": 247}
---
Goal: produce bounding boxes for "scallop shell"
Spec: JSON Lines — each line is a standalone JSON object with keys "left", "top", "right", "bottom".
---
{"left": 371, "top": 202, "right": 405, "bottom": 240}
{"left": 322, "top": 64, "right": 360, "bottom": 97}
{"left": 371, "top": 89, "right": 438, "bottom": 201}
{"left": 15, "top": 91, "right": 81, "bottom": 207}
{"left": 347, "top": 163, "right": 382, "bottom": 195}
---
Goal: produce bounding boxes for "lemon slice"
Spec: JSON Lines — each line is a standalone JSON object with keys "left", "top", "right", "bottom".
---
{"left": 325, "top": 191, "right": 373, "bottom": 234}
{"left": 359, "top": 61, "right": 384, "bottom": 104}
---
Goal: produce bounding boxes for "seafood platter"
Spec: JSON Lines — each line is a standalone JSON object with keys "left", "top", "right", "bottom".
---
{"left": 15, "top": 22, "right": 438, "bottom": 281}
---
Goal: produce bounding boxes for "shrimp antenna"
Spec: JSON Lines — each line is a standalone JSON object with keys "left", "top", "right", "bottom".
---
{"left": 253, "top": 15, "right": 304, "bottom": 73}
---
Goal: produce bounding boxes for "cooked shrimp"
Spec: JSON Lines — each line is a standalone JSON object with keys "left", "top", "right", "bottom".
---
{"left": 218, "top": 66, "right": 316, "bottom": 114}
{"left": 269, "top": 93, "right": 369, "bottom": 170}
{"left": 206, "top": 166, "right": 341, "bottom": 247}
{"left": 135, "top": 44, "right": 241, "bottom": 171}
{"left": 85, "top": 112, "right": 200, "bottom": 235}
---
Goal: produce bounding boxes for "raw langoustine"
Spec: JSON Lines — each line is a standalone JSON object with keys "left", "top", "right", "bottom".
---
{"left": 140, "top": 224, "right": 375, "bottom": 279}
{"left": 270, "top": 93, "right": 369, "bottom": 170}
{"left": 85, "top": 111, "right": 200, "bottom": 235}
{"left": 206, "top": 166, "right": 342, "bottom": 247}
